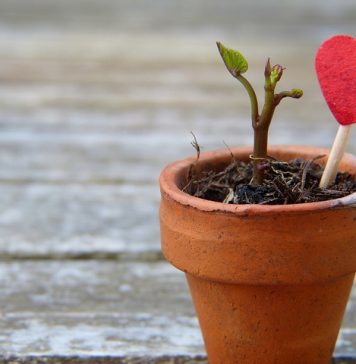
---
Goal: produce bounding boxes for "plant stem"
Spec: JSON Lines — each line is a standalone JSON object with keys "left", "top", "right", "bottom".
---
{"left": 253, "top": 125, "right": 269, "bottom": 184}
{"left": 236, "top": 74, "right": 259, "bottom": 126}
{"left": 236, "top": 74, "right": 269, "bottom": 184}
{"left": 215, "top": 44, "right": 303, "bottom": 186}
{"left": 252, "top": 62, "right": 276, "bottom": 185}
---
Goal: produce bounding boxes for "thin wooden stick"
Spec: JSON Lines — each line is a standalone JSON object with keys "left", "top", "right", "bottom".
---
{"left": 319, "top": 124, "right": 352, "bottom": 188}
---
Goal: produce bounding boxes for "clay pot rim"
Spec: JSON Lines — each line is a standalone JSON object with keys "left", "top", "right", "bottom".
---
{"left": 160, "top": 145, "right": 356, "bottom": 216}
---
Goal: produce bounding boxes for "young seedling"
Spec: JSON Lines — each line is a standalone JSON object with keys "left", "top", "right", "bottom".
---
{"left": 217, "top": 42, "right": 303, "bottom": 185}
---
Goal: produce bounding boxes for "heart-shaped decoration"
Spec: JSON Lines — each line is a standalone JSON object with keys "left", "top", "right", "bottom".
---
{"left": 315, "top": 35, "right": 356, "bottom": 125}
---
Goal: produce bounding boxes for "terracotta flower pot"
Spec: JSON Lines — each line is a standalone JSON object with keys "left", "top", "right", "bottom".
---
{"left": 159, "top": 145, "right": 356, "bottom": 364}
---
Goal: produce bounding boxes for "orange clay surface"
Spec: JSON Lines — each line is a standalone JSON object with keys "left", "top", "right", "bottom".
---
{"left": 160, "top": 145, "right": 356, "bottom": 364}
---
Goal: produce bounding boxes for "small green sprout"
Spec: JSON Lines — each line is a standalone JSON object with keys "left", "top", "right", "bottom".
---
{"left": 217, "top": 42, "right": 303, "bottom": 185}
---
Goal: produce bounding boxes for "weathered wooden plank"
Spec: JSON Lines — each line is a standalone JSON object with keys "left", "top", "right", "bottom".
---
{"left": 0, "top": 0, "right": 355, "bottom": 43}
{"left": 0, "top": 314, "right": 354, "bottom": 360}
{"left": 0, "top": 356, "right": 208, "bottom": 364}
{"left": 0, "top": 357, "right": 355, "bottom": 364}
{"left": 0, "top": 185, "right": 160, "bottom": 259}
{"left": 0, "top": 0, "right": 354, "bottom": 361}
{"left": 0, "top": 260, "right": 201, "bottom": 358}
{"left": 0, "top": 313, "right": 202, "bottom": 357}
{"left": 0, "top": 261, "right": 354, "bottom": 359}
{"left": 0, "top": 36, "right": 354, "bottom": 187}
{"left": 0, "top": 4, "right": 354, "bottom": 187}
{"left": 1, "top": 125, "right": 348, "bottom": 185}
{"left": 0, "top": 261, "right": 192, "bottom": 315}
{"left": 0, "top": 261, "right": 353, "bottom": 324}
{"left": 0, "top": 38, "right": 344, "bottom": 129}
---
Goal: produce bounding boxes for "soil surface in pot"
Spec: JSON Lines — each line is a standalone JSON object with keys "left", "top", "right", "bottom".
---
{"left": 184, "top": 156, "right": 356, "bottom": 205}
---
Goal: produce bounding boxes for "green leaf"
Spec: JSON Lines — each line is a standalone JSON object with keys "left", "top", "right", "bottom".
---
{"left": 217, "top": 41, "right": 248, "bottom": 76}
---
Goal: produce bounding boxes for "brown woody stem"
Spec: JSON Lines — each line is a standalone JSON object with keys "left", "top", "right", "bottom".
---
{"left": 252, "top": 125, "right": 269, "bottom": 184}
{"left": 252, "top": 60, "right": 276, "bottom": 184}
{"left": 251, "top": 60, "right": 302, "bottom": 185}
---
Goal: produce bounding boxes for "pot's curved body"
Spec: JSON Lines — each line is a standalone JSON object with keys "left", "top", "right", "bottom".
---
{"left": 159, "top": 146, "right": 356, "bottom": 364}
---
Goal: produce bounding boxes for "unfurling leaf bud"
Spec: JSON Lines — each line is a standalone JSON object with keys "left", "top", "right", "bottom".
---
{"left": 270, "top": 64, "right": 285, "bottom": 84}
{"left": 217, "top": 41, "right": 249, "bottom": 77}
{"left": 264, "top": 58, "right": 271, "bottom": 78}
{"left": 291, "top": 88, "right": 303, "bottom": 98}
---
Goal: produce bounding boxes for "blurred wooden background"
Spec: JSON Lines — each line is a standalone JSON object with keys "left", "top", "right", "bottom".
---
{"left": 0, "top": 0, "right": 354, "bottom": 361}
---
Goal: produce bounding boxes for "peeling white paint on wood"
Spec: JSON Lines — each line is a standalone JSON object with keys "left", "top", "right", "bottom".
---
{"left": 0, "top": 261, "right": 354, "bottom": 357}
{"left": 0, "top": 312, "right": 354, "bottom": 358}
{"left": 0, "top": 185, "right": 160, "bottom": 258}
{"left": 0, "top": 314, "right": 203, "bottom": 357}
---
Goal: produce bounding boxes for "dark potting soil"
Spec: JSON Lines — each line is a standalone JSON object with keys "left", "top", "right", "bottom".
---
{"left": 183, "top": 156, "right": 356, "bottom": 205}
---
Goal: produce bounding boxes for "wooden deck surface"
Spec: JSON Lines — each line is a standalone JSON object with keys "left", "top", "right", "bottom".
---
{"left": 0, "top": 0, "right": 355, "bottom": 362}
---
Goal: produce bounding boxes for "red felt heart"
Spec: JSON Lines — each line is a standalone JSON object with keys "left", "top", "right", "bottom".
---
{"left": 315, "top": 35, "right": 356, "bottom": 125}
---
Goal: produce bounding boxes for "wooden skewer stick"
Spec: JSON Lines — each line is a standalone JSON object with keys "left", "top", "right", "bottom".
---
{"left": 319, "top": 124, "right": 352, "bottom": 188}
